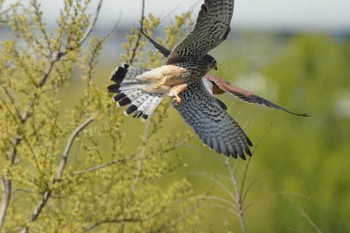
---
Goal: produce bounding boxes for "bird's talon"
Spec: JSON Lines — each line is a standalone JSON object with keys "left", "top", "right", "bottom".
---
{"left": 155, "top": 83, "right": 162, "bottom": 89}
{"left": 174, "top": 95, "right": 182, "bottom": 105}
{"left": 155, "top": 76, "right": 167, "bottom": 89}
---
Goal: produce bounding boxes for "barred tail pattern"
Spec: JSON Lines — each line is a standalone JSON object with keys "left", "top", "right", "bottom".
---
{"left": 107, "top": 64, "right": 165, "bottom": 120}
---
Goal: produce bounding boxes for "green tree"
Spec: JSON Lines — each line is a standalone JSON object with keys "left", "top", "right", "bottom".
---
{"left": 0, "top": 1, "right": 201, "bottom": 232}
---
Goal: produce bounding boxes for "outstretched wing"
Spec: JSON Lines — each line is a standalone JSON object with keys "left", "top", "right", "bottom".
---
{"left": 205, "top": 75, "right": 309, "bottom": 117}
{"left": 168, "top": 0, "right": 234, "bottom": 63}
{"left": 172, "top": 79, "right": 252, "bottom": 160}
{"left": 141, "top": 32, "right": 308, "bottom": 117}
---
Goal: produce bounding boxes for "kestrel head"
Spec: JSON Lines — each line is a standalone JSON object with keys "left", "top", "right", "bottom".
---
{"left": 203, "top": 54, "right": 217, "bottom": 71}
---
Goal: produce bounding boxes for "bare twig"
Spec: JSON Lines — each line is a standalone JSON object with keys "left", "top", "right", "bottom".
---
{"left": 208, "top": 203, "right": 239, "bottom": 217}
{"left": 198, "top": 195, "right": 236, "bottom": 209}
{"left": 244, "top": 191, "right": 309, "bottom": 212}
{"left": 146, "top": 196, "right": 203, "bottom": 233}
{"left": 241, "top": 171, "right": 273, "bottom": 204}
{"left": 73, "top": 156, "right": 136, "bottom": 176}
{"left": 78, "top": 0, "right": 103, "bottom": 47}
{"left": 0, "top": 97, "right": 38, "bottom": 167}
{"left": 37, "top": 54, "right": 63, "bottom": 88}
{"left": 0, "top": 84, "right": 22, "bottom": 120}
{"left": 295, "top": 204, "right": 323, "bottom": 233}
{"left": 83, "top": 218, "right": 141, "bottom": 232}
{"left": 241, "top": 126, "right": 271, "bottom": 203}
{"left": 0, "top": 178, "right": 11, "bottom": 233}
{"left": 55, "top": 117, "right": 94, "bottom": 180}
{"left": 29, "top": 191, "right": 51, "bottom": 222}
{"left": 129, "top": 0, "right": 145, "bottom": 65}
{"left": 225, "top": 158, "right": 247, "bottom": 233}
{"left": 191, "top": 173, "right": 236, "bottom": 202}
{"left": 102, "top": 12, "right": 122, "bottom": 41}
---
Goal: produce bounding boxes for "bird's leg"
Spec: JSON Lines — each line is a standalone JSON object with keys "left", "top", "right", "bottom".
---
{"left": 174, "top": 93, "right": 182, "bottom": 104}
{"left": 155, "top": 75, "right": 168, "bottom": 89}
{"left": 169, "top": 83, "right": 188, "bottom": 105}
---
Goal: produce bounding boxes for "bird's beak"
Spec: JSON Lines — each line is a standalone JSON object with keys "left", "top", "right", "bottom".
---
{"left": 214, "top": 64, "right": 218, "bottom": 70}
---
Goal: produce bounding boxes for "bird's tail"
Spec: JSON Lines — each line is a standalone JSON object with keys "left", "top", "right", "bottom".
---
{"left": 107, "top": 64, "right": 165, "bottom": 120}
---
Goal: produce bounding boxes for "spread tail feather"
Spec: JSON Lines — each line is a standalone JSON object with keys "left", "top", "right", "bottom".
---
{"left": 108, "top": 64, "right": 165, "bottom": 120}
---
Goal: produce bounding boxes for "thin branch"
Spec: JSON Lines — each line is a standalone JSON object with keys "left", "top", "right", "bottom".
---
{"left": 78, "top": 0, "right": 103, "bottom": 47}
{"left": 102, "top": 12, "right": 122, "bottom": 41}
{"left": 190, "top": 171, "right": 235, "bottom": 182}
{"left": 207, "top": 204, "right": 239, "bottom": 218}
{"left": 37, "top": 54, "right": 62, "bottom": 88}
{"left": 148, "top": 196, "right": 204, "bottom": 233}
{"left": 244, "top": 191, "right": 309, "bottom": 212}
{"left": 55, "top": 117, "right": 94, "bottom": 181}
{"left": 198, "top": 195, "right": 236, "bottom": 209}
{"left": 225, "top": 158, "right": 247, "bottom": 233}
{"left": 29, "top": 190, "right": 51, "bottom": 222}
{"left": 295, "top": 204, "right": 323, "bottom": 233}
{"left": 0, "top": 97, "right": 39, "bottom": 168}
{"left": 129, "top": 0, "right": 145, "bottom": 65}
{"left": 84, "top": 218, "right": 141, "bottom": 232}
{"left": 0, "top": 178, "right": 11, "bottom": 233}
{"left": 241, "top": 125, "right": 271, "bottom": 202}
{"left": 0, "top": 84, "right": 22, "bottom": 120}
{"left": 73, "top": 156, "right": 136, "bottom": 176}
{"left": 191, "top": 173, "right": 236, "bottom": 202}
{"left": 241, "top": 171, "right": 273, "bottom": 204}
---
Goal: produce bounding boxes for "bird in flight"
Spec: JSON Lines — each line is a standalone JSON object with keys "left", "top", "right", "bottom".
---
{"left": 108, "top": 0, "right": 308, "bottom": 160}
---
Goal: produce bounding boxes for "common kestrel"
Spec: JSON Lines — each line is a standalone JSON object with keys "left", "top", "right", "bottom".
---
{"left": 108, "top": 0, "right": 307, "bottom": 160}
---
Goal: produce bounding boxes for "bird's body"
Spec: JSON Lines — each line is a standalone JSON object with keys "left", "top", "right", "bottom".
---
{"left": 136, "top": 56, "right": 216, "bottom": 91}
{"left": 133, "top": 65, "right": 186, "bottom": 93}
